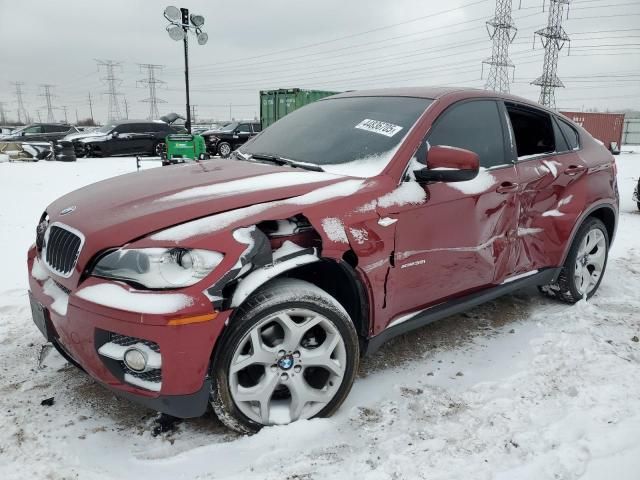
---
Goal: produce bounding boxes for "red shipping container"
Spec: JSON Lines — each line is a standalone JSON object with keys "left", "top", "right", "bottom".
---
{"left": 560, "top": 111, "right": 625, "bottom": 151}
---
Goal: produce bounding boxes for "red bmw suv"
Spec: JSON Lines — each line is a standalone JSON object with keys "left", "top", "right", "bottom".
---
{"left": 27, "top": 88, "right": 618, "bottom": 433}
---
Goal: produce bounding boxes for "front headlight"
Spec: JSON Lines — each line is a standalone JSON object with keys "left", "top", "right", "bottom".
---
{"left": 92, "top": 248, "right": 224, "bottom": 288}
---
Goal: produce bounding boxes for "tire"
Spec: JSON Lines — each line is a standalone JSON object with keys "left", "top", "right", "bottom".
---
{"left": 153, "top": 141, "right": 166, "bottom": 157}
{"left": 210, "top": 278, "right": 359, "bottom": 434}
{"left": 539, "top": 217, "right": 609, "bottom": 303}
{"left": 217, "top": 142, "right": 232, "bottom": 158}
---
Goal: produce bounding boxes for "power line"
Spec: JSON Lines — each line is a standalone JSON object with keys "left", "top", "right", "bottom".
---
{"left": 193, "top": 0, "right": 491, "bottom": 69}
{"left": 39, "top": 84, "right": 56, "bottom": 123}
{"left": 137, "top": 63, "right": 166, "bottom": 120}
{"left": 96, "top": 59, "right": 123, "bottom": 122}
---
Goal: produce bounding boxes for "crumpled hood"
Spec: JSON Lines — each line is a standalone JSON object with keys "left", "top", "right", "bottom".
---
{"left": 46, "top": 159, "right": 349, "bottom": 251}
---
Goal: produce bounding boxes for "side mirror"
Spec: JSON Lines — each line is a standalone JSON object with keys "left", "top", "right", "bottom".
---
{"left": 111, "top": 131, "right": 119, "bottom": 138}
{"left": 414, "top": 145, "right": 480, "bottom": 183}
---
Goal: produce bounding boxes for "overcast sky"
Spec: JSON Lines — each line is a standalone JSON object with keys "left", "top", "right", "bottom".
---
{"left": 1, "top": 0, "right": 639, "bottom": 124}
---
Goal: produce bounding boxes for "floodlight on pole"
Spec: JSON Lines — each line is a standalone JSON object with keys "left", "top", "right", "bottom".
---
{"left": 163, "top": 5, "right": 208, "bottom": 133}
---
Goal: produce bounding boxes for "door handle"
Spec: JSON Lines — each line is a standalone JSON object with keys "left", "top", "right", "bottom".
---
{"left": 496, "top": 181, "right": 519, "bottom": 194}
{"left": 564, "top": 165, "right": 587, "bottom": 176}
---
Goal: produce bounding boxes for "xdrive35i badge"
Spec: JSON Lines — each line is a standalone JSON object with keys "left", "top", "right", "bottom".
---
{"left": 59, "top": 206, "right": 76, "bottom": 216}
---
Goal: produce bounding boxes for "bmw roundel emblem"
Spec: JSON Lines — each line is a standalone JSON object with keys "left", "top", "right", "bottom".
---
{"left": 278, "top": 355, "right": 294, "bottom": 370}
{"left": 60, "top": 206, "right": 76, "bottom": 216}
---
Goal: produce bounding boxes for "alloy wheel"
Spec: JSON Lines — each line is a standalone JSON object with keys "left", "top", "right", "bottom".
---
{"left": 574, "top": 227, "right": 606, "bottom": 296}
{"left": 219, "top": 143, "right": 231, "bottom": 157}
{"left": 228, "top": 308, "right": 347, "bottom": 426}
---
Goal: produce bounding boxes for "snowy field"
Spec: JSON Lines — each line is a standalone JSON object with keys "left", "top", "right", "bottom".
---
{"left": 1, "top": 151, "right": 639, "bottom": 479}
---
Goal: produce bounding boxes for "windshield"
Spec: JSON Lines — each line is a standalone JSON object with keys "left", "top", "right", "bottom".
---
{"left": 239, "top": 96, "right": 431, "bottom": 177}
{"left": 219, "top": 122, "right": 238, "bottom": 132}
{"left": 96, "top": 124, "right": 116, "bottom": 134}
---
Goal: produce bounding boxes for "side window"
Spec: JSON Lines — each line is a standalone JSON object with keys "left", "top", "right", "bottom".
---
{"left": 558, "top": 120, "right": 580, "bottom": 150}
{"left": 552, "top": 118, "right": 569, "bottom": 153}
{"left": 428, "top": 100, "right": 506, "bottom": 168}
{"left": 505, "top": 104, "right": 555, "bottom": 159}
{"left": 237, "top": 123, "right": 251, "bottom": 133}
{"left": 141, "top": 123, "right": 160, "bottom": 133}
{"left": 252, "top": 123, "right": 262, "bottom": 133}
{"left": 124, "top": 124, "right": 145, "bottom": 133}
{"left": 23, "top": 125, "right": 43, "bottom": 134}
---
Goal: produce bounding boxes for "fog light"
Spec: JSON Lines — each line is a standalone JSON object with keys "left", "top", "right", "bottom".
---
{"left": 123, "top": 348, "right": 147, "bottom": 372}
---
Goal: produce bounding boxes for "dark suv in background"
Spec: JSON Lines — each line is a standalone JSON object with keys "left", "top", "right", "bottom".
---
{"left": 0, "top": 123, "right": 79, "bottom": 143}
{"left": 69, "top": 120, "right": 181, "bottom": 157}
{"left": 201, "top": 121, "right": 262, "bottom": 157}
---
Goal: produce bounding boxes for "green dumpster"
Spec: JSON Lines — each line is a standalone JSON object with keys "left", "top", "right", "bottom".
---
{"left": 260, "top": 88, "right": 340, "bottom": 129}
{"left": 162, "top": 133, "right": 209, "bottom": 165}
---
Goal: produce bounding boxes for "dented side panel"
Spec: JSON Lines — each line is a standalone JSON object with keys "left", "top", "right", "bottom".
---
{"left": 383, "top": 165, "right": 520, "bottom": 330}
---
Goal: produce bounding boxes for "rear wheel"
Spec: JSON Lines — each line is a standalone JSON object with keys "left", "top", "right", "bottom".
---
{"left": 211, "top": 278, "right": 359, "bottom": 433}
{"left": 217, "top": 142, "right": 232, "bottom": 158}
{"left": 539, "top": 217, "right": 609, "bottom": 303}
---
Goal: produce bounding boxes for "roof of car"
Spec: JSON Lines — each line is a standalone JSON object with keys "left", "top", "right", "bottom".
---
{"left": 111, "top": 119, "right": 165, "bottom": 124}
{"left": 327, "top": 87, "right": 548, "bottom": 110}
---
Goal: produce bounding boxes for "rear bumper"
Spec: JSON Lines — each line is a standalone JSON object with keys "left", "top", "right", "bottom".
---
{"left": 28, "top": 249, "right": 230, "bottom": 418}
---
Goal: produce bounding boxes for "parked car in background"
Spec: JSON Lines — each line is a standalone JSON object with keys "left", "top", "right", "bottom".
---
{"left": 201, "top": 121, "right": 262, "bottom": 157}
{"left": 0, "top": 123, "right": 79, "bottom": 142}
{"left": 27, "top": 87, "right": 617, "bottom": 434}
{"left": 633, "top": 178, "right": 640, "bottom": 210}
{"left": 69, "top": 120, "right": 180, "bottom": 157}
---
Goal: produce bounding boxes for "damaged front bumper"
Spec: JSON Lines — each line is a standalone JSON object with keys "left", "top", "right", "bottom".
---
{"left": 27, "top": 247, "right": 231, "bottom": 418}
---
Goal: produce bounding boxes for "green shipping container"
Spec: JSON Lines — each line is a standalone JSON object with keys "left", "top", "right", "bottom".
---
{"left": 260, "top": 88, "right": 340, "bottom": 128}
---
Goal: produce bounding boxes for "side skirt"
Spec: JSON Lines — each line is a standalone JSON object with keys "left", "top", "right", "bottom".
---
{"left": 364, "top": 267, "right": 561, "bottom": 355}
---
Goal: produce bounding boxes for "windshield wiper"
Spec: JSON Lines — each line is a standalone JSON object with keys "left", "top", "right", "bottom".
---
{"left": 249, "top": 153, "right": 324, "bottom": 172}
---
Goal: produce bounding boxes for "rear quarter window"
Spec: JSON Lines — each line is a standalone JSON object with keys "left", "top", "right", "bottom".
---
{"left": 558, "top": 120, "right": 580, "bottom": 150}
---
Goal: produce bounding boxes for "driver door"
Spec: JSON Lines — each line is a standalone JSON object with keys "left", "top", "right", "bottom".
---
{"left": 383, "top": 99, "right": 520, "bottom": 325}
{"left": 233, "top": 123, "right": 252, "bottom": 148}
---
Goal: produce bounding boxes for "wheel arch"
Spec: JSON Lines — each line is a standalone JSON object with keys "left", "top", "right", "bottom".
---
{"left": 226, "top": 258, "right": 370, "bottom": 344}
{"left": 561, "top": 202, "right": 617, "bottom": 264}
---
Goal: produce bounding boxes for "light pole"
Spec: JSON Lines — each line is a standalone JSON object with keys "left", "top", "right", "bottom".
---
{"left": 164, "top": 6, "right": 208, "bottom": 133}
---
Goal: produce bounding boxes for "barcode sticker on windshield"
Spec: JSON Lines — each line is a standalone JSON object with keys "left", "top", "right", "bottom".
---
{"left": 355, "top": 119, "right": 403, "bottom": 138}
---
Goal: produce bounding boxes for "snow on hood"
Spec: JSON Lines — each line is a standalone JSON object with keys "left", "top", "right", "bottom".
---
{"left": 157, "top": 171, "right": 342, "bottom": 203}
{"left": 45, "top": 159, "right": 361, "bottom": 263}
{"left": 151, "top": 179, "right": 366, "bottom": 241}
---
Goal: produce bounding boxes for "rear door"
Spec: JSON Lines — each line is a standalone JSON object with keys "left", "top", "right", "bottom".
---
{"left": 384, "top": 99, "right": 521, "bottom": 325}
{"left": 504, "top": 102, "right": 587, "bottom": 273}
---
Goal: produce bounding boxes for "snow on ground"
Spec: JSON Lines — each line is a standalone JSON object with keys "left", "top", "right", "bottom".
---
{"left": 1, "top": 151, "right": 640, "bottom": 479}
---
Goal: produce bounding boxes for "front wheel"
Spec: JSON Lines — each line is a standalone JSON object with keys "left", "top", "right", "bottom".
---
{"left": 217, "top": 142, "right": 232, "bottom": 158}
{"left": 539, "top": 217, "right": 609, "bottom": 303}
{"left": 210, "top": 278, "right": 359, "bottom": 434}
